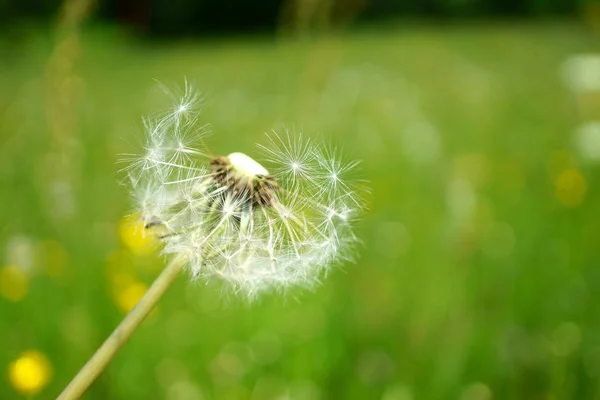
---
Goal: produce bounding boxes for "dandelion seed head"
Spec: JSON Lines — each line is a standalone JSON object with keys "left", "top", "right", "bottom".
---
{"left": 123, "top": 87, "right": 365, "bottom": 299}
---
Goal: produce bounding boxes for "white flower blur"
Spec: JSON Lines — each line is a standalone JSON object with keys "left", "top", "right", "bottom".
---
{"left": 574, "top": 121, "right": 600, "bottom": 163}
{"left": 122, "top": 84, "right": 365, "bottom": 298}
{"left": 562, "top": 54, "right": 600, "bottom": 93}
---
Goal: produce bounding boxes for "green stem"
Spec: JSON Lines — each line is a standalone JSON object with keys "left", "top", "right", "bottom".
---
{"left": 57, "top": 256, "right": 186, "bottom": 400}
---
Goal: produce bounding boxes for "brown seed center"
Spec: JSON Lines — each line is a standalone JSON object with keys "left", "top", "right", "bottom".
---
{"left": 210, "top": 155, "right": 279, "bottom": 207}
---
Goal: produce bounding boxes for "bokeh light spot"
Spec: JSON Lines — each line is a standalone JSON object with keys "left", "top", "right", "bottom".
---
{"left": 575, "top": 121, "right": 600, "bottom": 163}
{"left": 382, "top": 383, "right": 413, "bottom": 400}
{"left": 460, "top": 382, "right": 492, "bottom": 400}
{"left": 554, "top": 168, "right": 587, "bottom": 208}
{"left": 551, "top": 322, "right": 581, "bottom": 357}
{"left": 562, "top": 54, "right": 600, "bottom": 92}
{"left": 167, "top": 380, "right": 204, "bottom": 400}
{"left": 0, "top": 265, "right": 29, "bottom": 302}
{"left": 115, "top": 281, "right": 148, "bottom": 313}
{"left": 40, "top": 240, "right": 69, "bottom": 280}
{"left": 400, "top": 120, "right": 441, "bottom": 165}
{"left": 119, "top": 217, "right": 156, "bottom": 256}
{"left": 8, "top": 350, "right": 52, "bottom": 396}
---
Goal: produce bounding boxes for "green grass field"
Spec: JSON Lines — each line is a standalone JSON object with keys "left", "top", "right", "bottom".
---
{"left": 1, "top": 21, "right": 600, "bottom": 399}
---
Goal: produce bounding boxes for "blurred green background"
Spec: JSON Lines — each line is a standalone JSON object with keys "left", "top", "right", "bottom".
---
{"left": 2, "top": 0, "right": 600, "bottom": 399}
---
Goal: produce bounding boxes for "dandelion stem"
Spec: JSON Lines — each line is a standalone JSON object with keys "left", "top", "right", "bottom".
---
{"left": 57, "top": 256, "right": 186, "bottom": 400}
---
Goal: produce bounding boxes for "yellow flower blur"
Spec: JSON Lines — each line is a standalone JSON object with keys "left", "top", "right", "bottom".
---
{"left": 119, "top": 216, "right": 156, "bottom": 256}
{"left": 116, "top": 282, "right": 148, "bottom": 314}
{"left": 555, "top": 168, "right": 587, "bottom": 208}
{"left": 40, "top": 240, "right": 69, "bottom": 279}
{"left": 8, "top": 350, "right": 52, "bottom": 396}
{"left": 0, "top": 265, "right": 29, "bottom": 302}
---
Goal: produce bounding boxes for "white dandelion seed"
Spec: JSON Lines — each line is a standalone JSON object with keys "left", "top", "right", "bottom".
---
{"left": 124, "top": 88, "right": 366, "bottom": 299}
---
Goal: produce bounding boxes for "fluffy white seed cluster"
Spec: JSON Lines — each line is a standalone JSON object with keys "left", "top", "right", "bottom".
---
{"left": 123, "top": 85, "right": 365, "bottom": 298}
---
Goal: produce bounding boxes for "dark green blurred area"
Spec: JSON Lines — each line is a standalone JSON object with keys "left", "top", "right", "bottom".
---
{"left": 2, "top": 5, "right": 600, "bottom": 400}
{"left": 0, "top": 0, "right": 593, "bottom": 36}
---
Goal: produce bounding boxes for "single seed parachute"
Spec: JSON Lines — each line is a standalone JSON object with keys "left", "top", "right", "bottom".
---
{"left": 122, "top": 85, "right": 366, "bottom": 298}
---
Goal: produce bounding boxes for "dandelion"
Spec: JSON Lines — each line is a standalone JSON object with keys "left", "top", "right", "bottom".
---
{"left": 120, "top": 86, "right": 364, "bottom": 297}
{"left": 58, "top": 84, "right": 365, "bottom": 399}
